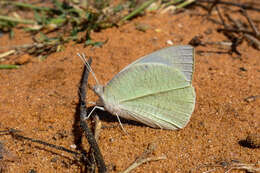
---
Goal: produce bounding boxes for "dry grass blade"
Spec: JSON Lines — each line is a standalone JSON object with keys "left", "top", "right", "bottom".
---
{"left": 121, "top": 155, "right": 167, "bottom": 173}
{"left": 241, "top": 8, "right": 260, "bottom": 38}
{"left": 198, "top": 160, "right": 260, "bottom": 173}
{"left": 120, "top": 143, "right": 167, "bottom": 173}
{"left": 0, "top": 141, "right": 17, "bottom": 172}
{"left": 225, "top": 162, "right": 260, "bottom": 173}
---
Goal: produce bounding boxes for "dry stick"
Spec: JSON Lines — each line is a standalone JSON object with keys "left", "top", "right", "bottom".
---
{"left": 217, "top": 28, "right": 256, "bottom": 35}
{"left": 225, "top": 163, "right": 260, "bottom": 173}
{"left": 196, "top": 0, "right": 260, "bottom": 12}
{"left": 122, "top": 156, "right": 167, "bottom": 173}
{"left": 120, "top": 143, "right": 167, "bottom": 173}
{"left": 199, "top": 161, "right": 260, "bottom": 173}
{"left": 0, "top": 50, "right": 16, "bottom": 59}
{"left": 240, "top": 9, "right": 260, "bottom": 38}
{"left": 203, "top": 41, "right": 232, "bottom": 46}
{"left": 87, "top": 116, "right": 103, "bottom": 173}
{"left": 215, "top": 5, "right": 227, "bottom": 28}
{"left": 215, "top": 6, "right": 242, "bottom": 55}
{"left": 226, "top": 14, "right": 260, "bottom": 50}
{"left": 78, "top": 58, "right": 107, "bottom": 173}
{"left": 207, "top": 0, "right": 220, "bottom": 15}
{"left": 93, "top": 116, "right": 102, "bottom": 141}
{"left": 0, "top": 141, "right": 15, "bottom": 173}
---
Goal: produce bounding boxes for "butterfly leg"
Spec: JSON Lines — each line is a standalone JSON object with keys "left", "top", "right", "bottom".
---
{"left": 115, "top": 113, "right": 128, "bottom": 135}
{"left": 84, "top": 106, "right": 105, "bottom": 120}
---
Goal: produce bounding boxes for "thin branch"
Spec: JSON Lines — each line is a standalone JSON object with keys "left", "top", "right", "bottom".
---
{"left": 240, "top": 9, "right": 260, "bottom": 38}
{"left": 196, "top": 0, "right": 260, "bottom": 11}
{"left": 229, "top": 15, "right": 260, "bottom": 50}
{"left": 121, "top": 155, "right": 167, "bottom": 173}
{"left": 216, "top": 6, "right": 242, "bottom": 55}
{"left": 78, "top": 58, "right": 107, "bottom": 173}
{"left": 121, "top": 143, "right": 167, "bottom": 173}
{"left": 216, "top": 5, "right": 227, "bottom": 28}
{"left": 207, "top": 0, "right": 220, "bottom": 15}
{"left": 217, "top": 28, "right": 256, "bottom": 36}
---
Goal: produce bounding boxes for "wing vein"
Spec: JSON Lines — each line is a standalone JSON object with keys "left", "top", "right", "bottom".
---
{"left": 120, "top": 85, "right": 192, "bottom": 103}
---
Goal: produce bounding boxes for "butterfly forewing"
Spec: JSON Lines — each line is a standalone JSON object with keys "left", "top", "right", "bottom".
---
{"left": 103, "top": 63, "right": 195, "bottom": 129}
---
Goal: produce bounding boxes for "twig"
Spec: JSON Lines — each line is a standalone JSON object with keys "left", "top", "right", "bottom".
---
{"left": 87, "top": 115, "right": 102, "bottom": 173}
{"left": 189, "top": 35, "right": 232, "bottom": 47}
{"left": 93, "top": 116, "right": 102, "bottom": 141}
{"left": 216, "top": 6, "right": 242, "bottom": 55}
{"left": 217, "top": 28, "right": 256, "bottom": 36}
{"left": 121, "top": 143, "right": 167, "bottom": 173}
{"left": 0, "top": 50, "right": 16, "bottom": 59}
{"left": 215, "top": 5, "right": 227, "bottom": 28}
{"left": 204, "top": 41, "right": 232, "bottom": 46}
{"left": 78, "top": 58, "right": 107, "bottom": 173}
{"left": 225, "top": 163, "right": 260, "bottom": 173}
{"left": 121, "top": 155, "right": 167, "bottom": 173}
{"left": 240, "top": 9, "right": 260, "bottom": 38}
{"left": 229, "top": 16, "right": 260, "bottom": 50}
{"left": 0, "top": 141, "right": 17, "bottom": 172}
{"left": 198, "top": 160, "right": 260, "bottom": 173}
{"left": 207, "top": 0, "right": 219, "bottom": 15}
{"left": 196, "top": 0, "right": 260, "bottom": 11}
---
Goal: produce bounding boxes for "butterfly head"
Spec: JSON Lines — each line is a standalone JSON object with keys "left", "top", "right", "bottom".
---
{"left": 93, "top": 84, "right": 104, "bottom": 95}
{"left": 92, "top": 84, "right": 105, "bottom": 106}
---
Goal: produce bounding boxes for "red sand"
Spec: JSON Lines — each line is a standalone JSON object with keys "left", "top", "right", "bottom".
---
{"left": 0, "top": 4, "right": 259, "bottom": 173}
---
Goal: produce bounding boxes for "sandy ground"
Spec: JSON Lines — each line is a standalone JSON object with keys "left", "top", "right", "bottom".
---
{"left": 0, "top": 3, "right": 259, "bottom": 173}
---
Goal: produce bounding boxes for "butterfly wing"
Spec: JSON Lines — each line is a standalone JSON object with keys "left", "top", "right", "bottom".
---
{"left": 121, "top": 45, "right": 194, "bottom": 82}
{"left": 103, "top": 62, "right": 195, "bottom": 130}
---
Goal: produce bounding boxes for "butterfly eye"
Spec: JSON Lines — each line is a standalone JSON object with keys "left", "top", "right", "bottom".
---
{"left": 93, "top": 85, "right": 104, "bottom": 96}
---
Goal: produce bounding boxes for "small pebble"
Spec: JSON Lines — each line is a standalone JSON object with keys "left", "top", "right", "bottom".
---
{"left": 166, "top": 40, "right": 173, "bottom": 45}
{"left": 70, "top": 144, "right": 77, "bottom": 149}
{"left": 15, "top": 54, "right": 31, "bottom": 65}
{"left": 245, "top": 133, "right": 260, "bottom": 148}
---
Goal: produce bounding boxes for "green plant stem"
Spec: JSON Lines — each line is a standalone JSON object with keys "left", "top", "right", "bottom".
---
{"left": 176, "top": 0, "right": 195, "bottom": 9}
{"left": 0, "top": 15, "right": 35, "bottom": 24}
{"left": 0, "top": 64, "right": 19, "bottom": 69}
{"left": 9, "top": 2, "right": 53, "bottom": 11}
{"left": 119, "top": 0, "right": 156, "bottom": 24}
{"left": 164, "top": 0, "right": 184, "bottom": 7}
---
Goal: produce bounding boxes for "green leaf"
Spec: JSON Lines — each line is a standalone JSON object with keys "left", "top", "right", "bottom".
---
{"left": 85, "top": 40, "right": 105, "bottom": 47}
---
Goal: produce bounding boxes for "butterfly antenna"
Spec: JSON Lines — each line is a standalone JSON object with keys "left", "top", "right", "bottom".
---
{"left": 77, "top": 53, "right": 100, "bottom": 85}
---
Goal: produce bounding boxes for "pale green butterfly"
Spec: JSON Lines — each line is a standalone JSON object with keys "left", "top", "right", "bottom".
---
{"left": 78, "top": 45, "right": 196, "bottom": 130}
